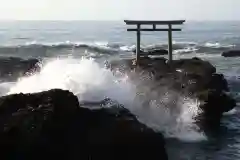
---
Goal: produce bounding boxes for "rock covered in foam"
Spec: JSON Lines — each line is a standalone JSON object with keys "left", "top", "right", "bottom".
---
{"left": 0, "top": 89, "right": 167, "bottom": 159}
{"left": 0, "top": 57, "right": 40, "bottom": 81}
{"left": 109, "top": 57, "right": 236, "bottom": 127}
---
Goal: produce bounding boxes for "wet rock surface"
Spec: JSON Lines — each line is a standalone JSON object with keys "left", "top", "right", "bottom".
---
{"left": 0, "top": 57, "right": 40, "bottom": 82}
{"left": 0, "top": 89, "right": 167, "bottom": 159}
{"left": 222, "top": 50, "right": 240, "bottom": 57}
{"left": 108, "top": 57, "right": 236, "bottom": 127}
{"left": 132, "top": 48, "right": 169, "bottom": 56}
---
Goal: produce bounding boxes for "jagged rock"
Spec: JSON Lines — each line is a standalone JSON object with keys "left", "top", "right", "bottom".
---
{"left": 149, "top": 49, "right": 168, "bottom": 55}
{"left": 132, "top": 48, "right": 168, "bottom": 57}
{"left": 196, "top": 90, "right": 236, "bottom": 127}
{"left": 0, "top": 57, "right": 40, "bottom": 81}
{"left": 170, "top": 57, "right": 216, "bottom": 76}
{"left": 108, "top": 57, "right": 236, "bottom": 127}
{"left": 222, "top": 50, "right": 240, "bottom": 57}
{"left": 0, "top": 89, "right": 167, "bottom": 160}
{"left": 142, "top": 49, "right": 168, "bottom": 56}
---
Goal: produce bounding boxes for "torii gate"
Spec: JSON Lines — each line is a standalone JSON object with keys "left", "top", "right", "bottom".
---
{"left": 124, "top": 20, "right": 185, "bottom": 65}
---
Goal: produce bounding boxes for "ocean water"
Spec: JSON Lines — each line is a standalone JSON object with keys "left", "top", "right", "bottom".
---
{"left": 0, "top": 21, "right": 240, "bottom": 159}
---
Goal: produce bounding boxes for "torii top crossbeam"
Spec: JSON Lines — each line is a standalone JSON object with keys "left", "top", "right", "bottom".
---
{"left": 124, "top": 20, "right": 185, "bottom": 64}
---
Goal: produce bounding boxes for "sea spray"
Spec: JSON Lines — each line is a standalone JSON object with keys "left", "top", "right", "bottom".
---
{"left": 7, "top": 57, "right": 206, "bottom": 141}
{"left": 8, "top": 57, "right": 135, "bottom": 104}
{"left": 128, "top": 85, "right": 207, "bottom": 142}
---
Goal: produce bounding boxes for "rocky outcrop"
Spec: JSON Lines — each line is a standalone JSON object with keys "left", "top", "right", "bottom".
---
{"left": 142, "top": 49, "right": 168, "bottom": 56}
{"left": 132, "top": 48, "right": 168, "bottom": 56}
{"left": 0, "top": 89, "right": 167, "bottom": 159}
{"left": 108, "top": 57, "right": 236, "bottom": 127}
{"left": 222, "top": 50, "right": 240, "bottom": 57}
{"left": 0, "top": 57, "right": 40, "bottom": 81}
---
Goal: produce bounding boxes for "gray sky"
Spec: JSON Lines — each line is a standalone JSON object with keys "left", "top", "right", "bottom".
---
{"left": 0, "top": 0, "right": 238, "bottom": 20}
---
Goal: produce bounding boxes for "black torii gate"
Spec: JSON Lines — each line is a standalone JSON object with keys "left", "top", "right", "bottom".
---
{"left": 124, "top": 20, "right": 185, "bottom": 65}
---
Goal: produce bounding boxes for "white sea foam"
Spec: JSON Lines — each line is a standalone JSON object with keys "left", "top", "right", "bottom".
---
{"left": 128, "top": 89, "right": 207, "bottom": 142}
{"left": 24, "top": 40, "right": 109, "bottom": 47}
{"left": 223, "top": 108, "right": 239, "bottom": 116}
{"left": 174, "top": 53, "right": 222, "bottom": 59}
{"left": 119, "top": 45, "right": 136, "bottom": 52}
{"left": 174, "top": 47, "right": 198, "bottom": 54}
{"left": 204, "top": 42, "right": 235, "bottom": 48}
{"left": 7, "top": 57, "right": 206, "bottom": 142}
{"left": 8, "top": 58, "right": 134, "bottom": 104}
{"left": 172, "top": 41, "right": 198, "bottom": 45}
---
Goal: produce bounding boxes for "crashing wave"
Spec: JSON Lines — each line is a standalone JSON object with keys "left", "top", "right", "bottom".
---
{"left": 5, "top": 57, "right": 207, "bottom": 142}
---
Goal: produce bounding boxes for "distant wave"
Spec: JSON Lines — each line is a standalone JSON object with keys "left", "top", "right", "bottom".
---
{"left": 204, "top": 42, "right": 235, "bottom": 48}
{"left": 142, "top": 41, "right": 235, "bottom": 54}
{"left": 0, "top": 41, "right": 123, "bottom": 57}
{"left": 0, "top": 41, "right": 235, "bottom": 58}
{"left": 12, "top": 37, "right": 31, "bottom": 40}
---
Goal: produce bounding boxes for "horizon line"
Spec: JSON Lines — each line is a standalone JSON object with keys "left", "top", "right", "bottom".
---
{"left": 0, "top": 19, "right": 239, "bottom": 22}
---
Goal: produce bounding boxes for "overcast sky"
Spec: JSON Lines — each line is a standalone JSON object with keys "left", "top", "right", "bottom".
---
{"left": 0, "top": 0, "right": 238, "bottom": 20}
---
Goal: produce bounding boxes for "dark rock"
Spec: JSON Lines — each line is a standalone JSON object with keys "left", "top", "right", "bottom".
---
{"left": 132, "top": 49, "right": 168, "bottom": 57}
{"left": 196, "top": 90, "right": 236, "bottom": 127}
{"left": 132, "top": 48, "right": 144, "bottom": 53}
{"left": 208, "top": 74, "right": 229, "bottom": 92}
{"left": 143, "top": 49, "right": 168, "bottom": 56}
{"left": 140, "top": 49, "right": 168, "bottom": 57}
{"left": 222, "top": 50, "right": 240, "bottom": 57}
{"left": 0, "top": 89, "right": 167, "bottom": 159}
{"left": 170, "top": 57, "right": 216, "bottom": 76}
{"left": 0, "top": 57, "right": 40, "bottom": 82}
{"left": 108, "top": 57, "right": 236, "bottom": 128}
